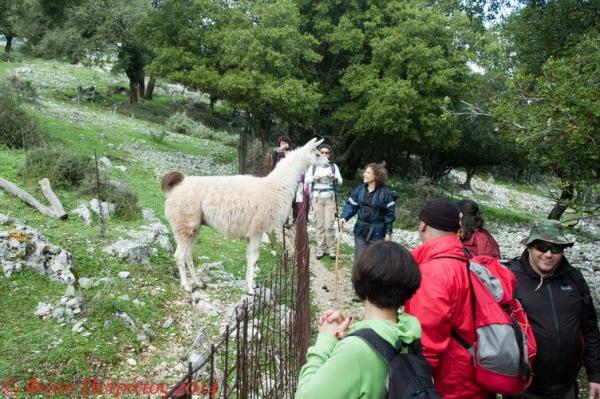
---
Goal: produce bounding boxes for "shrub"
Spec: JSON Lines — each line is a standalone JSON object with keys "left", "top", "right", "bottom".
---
{"left": 394, "top": 177, "right": 438, "bottom": 229}
{"left": 164, "top": 112, "right": 198, "bottom": 136}
{"left": 21, "top": 147, "right": 92, "bottom": 188}
{"left": 151, "top": 128, "right": 168, "bottom": 144}
{"left": 0, "top": 95, "right": 47, "bottom": 149}
{"left": 2, "top": 75, "right": 37, "bottom": 100}
{"left": 80, "top": 177, "right": 142, "bottom": 221}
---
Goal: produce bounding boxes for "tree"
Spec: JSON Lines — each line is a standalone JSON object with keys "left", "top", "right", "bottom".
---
{"left": 0, "top": 0, "right": 25, "bottom": 52}
{"left": 493, "top": 33, "right": 600, "bottom": 219}
{"left": 333, "top": 1, "right": 472, "bottom": 179}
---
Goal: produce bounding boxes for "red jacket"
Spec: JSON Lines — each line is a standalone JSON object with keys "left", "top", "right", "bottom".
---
{"left": 405, "top": 235, "right": 487, "bottom": 399}
{"left": 462, "top": 228, "right": 501, "bottom": 259}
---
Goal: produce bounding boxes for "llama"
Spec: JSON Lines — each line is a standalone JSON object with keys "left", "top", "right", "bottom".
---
{"left": 161, "top": 138, "right": 328, "bottom": 293}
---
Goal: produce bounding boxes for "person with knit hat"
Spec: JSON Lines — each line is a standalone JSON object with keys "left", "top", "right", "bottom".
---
{"left": 404, "top": 198, "right": 489, "bottom": 399}
{"left": 505, "top": 219, "right": 600, "bottom": 399}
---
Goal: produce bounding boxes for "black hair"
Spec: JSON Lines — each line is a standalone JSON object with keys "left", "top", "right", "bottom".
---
{"left": 276, "top": 135, "right": 292, "bottom": 147}
{"left": 457, "top": 199, "right": 484, "bottom": 241}
{"left": 352, "top": 241, "right": 421, "bottom": 309}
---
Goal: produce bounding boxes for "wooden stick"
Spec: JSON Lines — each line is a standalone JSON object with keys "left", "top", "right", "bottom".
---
{"left": 0, "top": 177, "right": 67, "bottom": 219}
{"left": 334, "top": 233, "right": 341, "bottom": 306}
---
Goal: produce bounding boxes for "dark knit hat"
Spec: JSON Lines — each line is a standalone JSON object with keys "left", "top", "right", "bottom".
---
{"left": 419, "top": 199, "right": 461, "bottom": 232}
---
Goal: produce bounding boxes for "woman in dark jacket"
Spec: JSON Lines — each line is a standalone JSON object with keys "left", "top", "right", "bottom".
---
{"left": 457, "top": 199, "right": 500, "bottom": 258}
{"left": 340, "top": 162, "right": 396, "bottom": 265}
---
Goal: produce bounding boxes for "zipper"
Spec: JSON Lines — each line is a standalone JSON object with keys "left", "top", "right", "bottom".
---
{"left": 546, "top": 281, "right": 561, "bottom": 374}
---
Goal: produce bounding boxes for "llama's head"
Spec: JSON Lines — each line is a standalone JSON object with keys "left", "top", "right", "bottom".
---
{"left": 301, "top": 138, "right": 329, "bottom": 168}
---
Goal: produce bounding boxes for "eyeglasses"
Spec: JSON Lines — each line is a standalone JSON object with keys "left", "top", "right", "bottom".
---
{"left": 283, "top": 148, "right": 291, "bottom": 152}
{"left": 320, "top": 151, "right": 330, "bottom": 154}
{"left": 532, "top": 242, "right": 565, "bottom": 254}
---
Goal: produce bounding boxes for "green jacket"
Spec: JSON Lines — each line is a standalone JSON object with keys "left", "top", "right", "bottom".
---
{"left": 295, "top": 313, "right": 421, "bottom": 399}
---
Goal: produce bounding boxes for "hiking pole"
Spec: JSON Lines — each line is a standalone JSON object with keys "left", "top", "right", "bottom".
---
{"left": 332, "top": 178, "right": 341, "bottom": 306}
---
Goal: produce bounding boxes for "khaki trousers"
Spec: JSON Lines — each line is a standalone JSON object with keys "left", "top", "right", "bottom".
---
{"left": 312, "top": 196, "right": 337, "bottom": 254}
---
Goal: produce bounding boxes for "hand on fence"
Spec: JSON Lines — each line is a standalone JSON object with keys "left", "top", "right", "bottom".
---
{"left": 317, "top": 309, "right": 352, "bottom": 340}
{"left": 385, "top": 233, "right": 391, "bottom": 241}
{"left": 339, "top": 219, "right": 346, "bottom": 230}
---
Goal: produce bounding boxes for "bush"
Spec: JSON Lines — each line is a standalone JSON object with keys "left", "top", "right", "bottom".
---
{"left": 21, "top": 147, "right": 92, "bottom": 188}
{"left": 80, "top": 177, "right": 142, "bottom": 221}
{"left": 0, "top": 95, "right": 47, "bottom": 149}
{"left": 2, "top": 75, "right": 37, "bottom": 100}
{"left": 394, "top": 177, "right": 439, "bottom": 229}
{"left": 151, "top": 128, "right": 168, "bottom": 144}
{"left": 164, "top": 112, "right": 198, "bottom": 136}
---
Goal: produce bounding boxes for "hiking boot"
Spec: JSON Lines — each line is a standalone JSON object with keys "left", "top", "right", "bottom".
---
{"left": 316, "top": 251, "right": 324, "bottom": 260}
{"left": 328, "top": 252, "right": 336, "bottom": 260}
{"left": 351, "top": 296, "right": 363, "bottom": 303}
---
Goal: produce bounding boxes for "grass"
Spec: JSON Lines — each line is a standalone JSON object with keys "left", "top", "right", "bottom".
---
{"left": 0, "top": 52, "right": 276, "bottom": 387}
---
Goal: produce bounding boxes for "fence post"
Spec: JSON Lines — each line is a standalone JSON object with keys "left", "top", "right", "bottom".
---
{"left": 294, "top": 201, "right": 311, "bottom": 368}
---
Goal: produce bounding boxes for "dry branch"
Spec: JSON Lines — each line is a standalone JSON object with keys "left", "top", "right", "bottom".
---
{"left": 0, "top": 177, "right": 68, "bottom": 219}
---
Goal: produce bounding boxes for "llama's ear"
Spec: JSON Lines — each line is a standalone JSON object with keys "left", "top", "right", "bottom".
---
{"left": 314, "top": 138, "right": 324, "bottom": 147}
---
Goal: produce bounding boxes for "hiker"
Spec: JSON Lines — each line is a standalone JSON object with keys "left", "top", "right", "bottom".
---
{"left": 404, "top": 199, "right": 488, "bottom": 399}
{"left": 505, "top": 219, "right": 600, "bottom": 399}
{"left": 269, "top": 135, "right": 292, "bottom": 171}
{"left": 457, "top": 199, "right": 501, "bottom": 258}
{"left": 304, "top": 144, "right": 343, "bottom": 259}
{"left": 295, "top": 240, "right": 423, "bottom": 399}
{"left": 339, "top": 162, "right": 396, "bottom": 265}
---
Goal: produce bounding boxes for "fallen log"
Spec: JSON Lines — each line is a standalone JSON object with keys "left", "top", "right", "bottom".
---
{"left": 0, "top": 177, "right": 68, "bottom": 219}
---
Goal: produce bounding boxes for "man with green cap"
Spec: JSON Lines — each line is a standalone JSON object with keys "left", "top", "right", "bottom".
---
{"left": 505, "top": 219, "right": 600, "bottom": 399}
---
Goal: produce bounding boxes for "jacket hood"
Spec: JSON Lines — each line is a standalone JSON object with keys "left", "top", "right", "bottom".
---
{"left": 349, "top": 312, "right": 421, "bottom": 347}
{"left": 411, "top": 234, "right": 466, "bottom": 265}
{"left": 515, "top": 248, "right": 574, "bottom": 280}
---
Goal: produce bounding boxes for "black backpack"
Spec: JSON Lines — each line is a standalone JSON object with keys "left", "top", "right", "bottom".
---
{"left": 349, "top": 329, "right": 441, "bottom": 399}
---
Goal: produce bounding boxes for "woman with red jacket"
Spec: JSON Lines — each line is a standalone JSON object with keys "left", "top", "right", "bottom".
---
{"left": 457, "top": 199, "right": 501, "bottom": 259}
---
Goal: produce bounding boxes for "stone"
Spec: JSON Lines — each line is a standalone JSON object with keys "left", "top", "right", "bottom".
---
{"left": 162, "top": 316, "right": 175, "bottom": 329}
{"left": 103, "top": 240, "right": 152, "bottom": 264}
{"left": 65, "top": 285, "right": 76, "bottom": 297}
{"left": 72, "top": 321, "right": 85, "bottom": 333}
{"left": 35, "top": 302, "right": 53, "bottom": 318}
{"left": 89, "top": 199, "right": 115, "bottom": 219}
{"left": 72, "top": 203, "right": 92, "bottom": 225}
{"left": 141, "top": 208, "right": 157, "bottom": 221}
{"left": 117, "top": 271, "right": 130, "bottom": 279}
{"left": 132, "top": 298, "right": 145, "bottom": 307}
{"left": 114, "top": 165, "right": 127, "bottom": 172}
{"left": 118, "top": 295, "right": 130, "bottom": 301}
{"left": 127, "top": 358, "right": 137, "bottom": 367}
{"left": 78, "top": 277, "right": 94, "bottom": 289}
{"left": 52, "top": 307, "right": 65, "bottom": 320}
{"left": 0, "top": 225, "right": 76, "bottom": 284}
{"left": 0, "top": 214, "right": 14, "bottom": 226}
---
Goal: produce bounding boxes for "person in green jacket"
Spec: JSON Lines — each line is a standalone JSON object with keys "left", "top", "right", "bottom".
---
{"left": 295, "top": 240, "right": 422, "bottom": 399}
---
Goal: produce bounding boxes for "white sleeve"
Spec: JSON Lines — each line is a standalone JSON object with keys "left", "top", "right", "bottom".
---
{"left": 305, "top": 167, "right": 314, "bottom": 185}
{"left": 334, "top": 165, "right": 343, "bottom": 186}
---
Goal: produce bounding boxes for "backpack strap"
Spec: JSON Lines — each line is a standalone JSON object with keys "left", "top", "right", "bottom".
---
{"left": 567, "top": 269, "right": 592, "bottom": 305}
{"left": 349, "top": 328, "right": 398, "bottom": 365}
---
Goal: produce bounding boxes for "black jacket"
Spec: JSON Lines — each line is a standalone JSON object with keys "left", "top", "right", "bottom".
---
{"left": 507, "top": 250, "right": 600, "bottom": 395}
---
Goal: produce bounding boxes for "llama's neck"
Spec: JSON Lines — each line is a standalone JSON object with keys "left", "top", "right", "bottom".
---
{"left": 265, "top": 151, "right": 309, "bottom": 200}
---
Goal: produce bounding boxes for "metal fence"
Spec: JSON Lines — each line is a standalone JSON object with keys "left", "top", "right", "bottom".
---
{"left": 164, "top": 208, "right": 311, "bottom": 399}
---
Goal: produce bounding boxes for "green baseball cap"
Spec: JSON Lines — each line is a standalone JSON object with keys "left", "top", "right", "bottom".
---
{"left": 522, "top": 219, "right": 575, "bottom": 247}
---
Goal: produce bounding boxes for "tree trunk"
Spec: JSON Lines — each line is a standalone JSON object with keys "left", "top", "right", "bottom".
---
{"left": 259, "top": 119, "right": 269, "bottom": 155}
{"left": 339, "top": 134, "right": 362, "bottom": 178}
{"left": 239, "top": 126, "right": 248, "bottom": 174}
{"left": 144, "top": 76, "right": 156, "bottom": 100}
{"left": 0, "top": 178, "right": 67, "bottom": 219}
{"left": 463, "top": 167, "right": 475, "bottom": 190}
{"left": 126, "top": 69, "right": 145, "bottom": 104}
{"left": 5, "top": 35, "right": 13, "bottom": 53}
{"left": 547, "top": 183, "right": 574, "bottom": 220}
{"left": 209, "top": 95, "right": 216, "bottom": 114}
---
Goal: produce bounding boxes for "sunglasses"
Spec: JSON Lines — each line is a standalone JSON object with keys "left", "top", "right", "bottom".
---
{"left": 532, "top": 242, "right": 565, "bottom": 254}
{"left": 320, "top": 151, "right": 330, "bottom": 154}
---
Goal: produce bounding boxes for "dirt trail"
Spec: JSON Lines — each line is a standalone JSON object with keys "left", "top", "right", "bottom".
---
{"left": 309, "top": 250, "right": 363, "bottom": 318}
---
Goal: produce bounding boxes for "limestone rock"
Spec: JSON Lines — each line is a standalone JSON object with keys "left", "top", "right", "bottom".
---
{"left": 0, "top": 224, "right": 75, "bottom": 284}
{"left": 72, "top": 203, "right": 92, "bottom": 225}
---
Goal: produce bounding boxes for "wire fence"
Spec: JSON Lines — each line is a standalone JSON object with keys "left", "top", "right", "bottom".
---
{"left": 164, "top": 208, "right": 311, "bottom": 399}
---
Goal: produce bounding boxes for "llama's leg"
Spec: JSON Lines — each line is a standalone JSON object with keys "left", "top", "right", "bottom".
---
{"left": 246, "top": 234, "right": 262, "bottom": 295}
{"left": 174, "top": 240, "right": 193, "bottom": 292}
{"left": 184, "top": 233, "right": 206, "bottom": 289}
